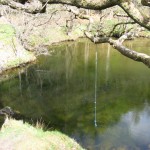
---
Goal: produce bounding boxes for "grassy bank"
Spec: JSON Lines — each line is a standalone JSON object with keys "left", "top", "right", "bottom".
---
{"left": 0, "top": 118, "right": 84, "bottom": 150}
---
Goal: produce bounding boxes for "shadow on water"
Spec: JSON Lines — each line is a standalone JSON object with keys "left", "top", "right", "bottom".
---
{"left": 0, "top": 38, "right": 150, "bottom": 149}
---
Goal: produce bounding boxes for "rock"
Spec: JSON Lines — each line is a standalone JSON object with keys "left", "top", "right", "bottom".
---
{"left": 0, "top": 17, "right": 36, "bottom": 74}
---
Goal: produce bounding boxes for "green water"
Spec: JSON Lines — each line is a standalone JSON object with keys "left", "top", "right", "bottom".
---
{"left": 0, "top": 38, "right": 150, "bottom": 149}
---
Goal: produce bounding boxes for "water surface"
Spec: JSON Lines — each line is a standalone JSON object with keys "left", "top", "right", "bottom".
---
{"left": 0, "top": 38, "right": 150, "bottom": 150}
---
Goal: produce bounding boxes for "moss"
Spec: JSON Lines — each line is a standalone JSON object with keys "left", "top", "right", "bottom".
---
{"left": 29, "top": 25, "right": 84, "bottom": 47}
{"left": 103, "top": 20, "right": 119, "bottom": 34}
{"left": 73, "top": 24, "right": 86, "bottom": 36}
{"left": 4, "top": 51, "right": 35, "bottom": 69}
{"left": 139, "top": 30, "right": 150, "bottom": 37}
{"left": 0, "top": 24, "right": 15, "bottom": 43}
{"left": 89, "top": 19, "right": 119, "bottom": 36}
{"left": 0, "top": 22, "right": 36, "bottom": 73}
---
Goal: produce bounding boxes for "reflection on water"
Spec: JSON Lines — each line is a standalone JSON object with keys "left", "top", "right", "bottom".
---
{"left": 0, "top": 38, "right": 150, "bottom": 149}
{"left": 98, "top": 103, "right": 150, "bottom": 150}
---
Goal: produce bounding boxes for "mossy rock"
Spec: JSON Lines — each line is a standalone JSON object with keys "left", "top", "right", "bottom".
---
{"left": 0, "top": 18, "right": 36, "bottom": 73}
{"left": 0, "top": 24, "right": 15, "bottom": 43}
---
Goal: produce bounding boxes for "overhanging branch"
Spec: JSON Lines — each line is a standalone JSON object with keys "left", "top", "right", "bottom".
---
{"left": 85, "top": 31, "right": 150, "bottom": 68}
{"left": 119, "top": 1, "right": 150, "bottom": 30}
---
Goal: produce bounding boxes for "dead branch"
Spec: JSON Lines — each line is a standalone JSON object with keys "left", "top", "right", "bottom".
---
{"left": 113, "top": 13, "right": 129, "bottom": 18}
{"left": 34, "top": 10, "right": 58, "bottom": 27}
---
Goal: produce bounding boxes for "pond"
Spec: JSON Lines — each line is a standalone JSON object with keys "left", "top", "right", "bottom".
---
{"left": 0, "top": 38, "right": 150, "bottom": 150}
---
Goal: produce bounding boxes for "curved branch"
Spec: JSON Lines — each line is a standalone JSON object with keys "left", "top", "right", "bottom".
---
{"left": 85, "top": 31, "right": 150, "bottom": 68}
{"left": 109, "top": 21, "right": 135, "bottom": 36}
{"left": 110, "top": 40, "right": 150, "bottom": 67}
{"left": 119, "top": 1, "right": 150, "bottom": 30}
{"left": 46, "top": 0, "right": 118, "bottom": 10}
{"left": 1, "top": 0, "right": 118, "bottom": 13}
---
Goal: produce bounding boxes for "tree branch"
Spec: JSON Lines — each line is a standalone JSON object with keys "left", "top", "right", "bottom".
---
{"left": 109, "top": 21, "right": 135, "bottom": 37}
{"left": 85, "top": 30, "right": 150, "bottom": 68}
{"left": 45, "top": 0, "right": 118, "bottom": 10}
{"left": 119, "top": 1, "right": 150, "bottom": 30}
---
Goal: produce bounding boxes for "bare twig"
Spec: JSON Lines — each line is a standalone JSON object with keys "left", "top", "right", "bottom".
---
{"left": 109, "top": 21, "right": 135, "bottom": 36}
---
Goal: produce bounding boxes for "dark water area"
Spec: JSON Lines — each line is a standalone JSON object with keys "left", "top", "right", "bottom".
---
{"left": 0, "top": 38, "right": 150, "bottom": 149}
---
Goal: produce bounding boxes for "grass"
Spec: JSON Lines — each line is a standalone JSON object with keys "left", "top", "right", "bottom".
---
{"left": 0, "top": 118, "right": 84, "bottom": 150}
